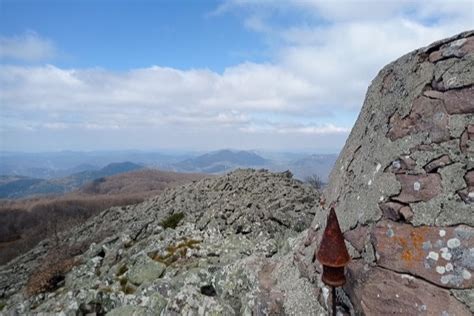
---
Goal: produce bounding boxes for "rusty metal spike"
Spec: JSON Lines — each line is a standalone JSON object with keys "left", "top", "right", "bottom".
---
{"left": 316, "top": 207, "right": 350, "bottom": 287}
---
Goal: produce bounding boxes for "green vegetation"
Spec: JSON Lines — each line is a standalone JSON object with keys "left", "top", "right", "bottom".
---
{"left": 160, "top": 212, "right": 185, "bottom": 229}
{"left": 0, "top": 301, "right": 6, "bottom": 311}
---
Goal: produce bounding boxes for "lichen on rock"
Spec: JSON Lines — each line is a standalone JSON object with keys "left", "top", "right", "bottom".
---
{"left": 296, "top": 30, "right": 474, "bottom": 315}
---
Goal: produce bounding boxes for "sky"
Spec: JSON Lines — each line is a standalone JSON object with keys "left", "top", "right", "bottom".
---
{"left": 0, "top": 0, "right": 473, "bottom": 153}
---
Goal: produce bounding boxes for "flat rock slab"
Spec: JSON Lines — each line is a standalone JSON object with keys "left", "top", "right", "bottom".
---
{"left": 372, "top": 221, "right": 473, "bottom": 289}
{"left": 443, "top": 86, "right": 474, "bottom": 114}
{"left": 128, "top": 255, "right": 166, "bottom": 285}
{"left": 346, "top": 261, "right": 471, "bottom": 316}
{"left": 393, "top": 174, "right": 442, "bottom": 203}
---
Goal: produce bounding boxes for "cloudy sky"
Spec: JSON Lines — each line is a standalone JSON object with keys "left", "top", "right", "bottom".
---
{"left": 1, "top": 0, "right": 473, "bottom": 153}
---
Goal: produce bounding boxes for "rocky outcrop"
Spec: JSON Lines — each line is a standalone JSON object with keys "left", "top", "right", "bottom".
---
{"left": 296, "top": 30, "right": 474, "bottom": 315}
{"left": 0, "top": 169, "right": 324, "bottom": 315}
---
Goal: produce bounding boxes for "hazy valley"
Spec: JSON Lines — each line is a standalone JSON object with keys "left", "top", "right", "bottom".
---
{"left": 0, "top": 149, "right": 337, "bottom": 199}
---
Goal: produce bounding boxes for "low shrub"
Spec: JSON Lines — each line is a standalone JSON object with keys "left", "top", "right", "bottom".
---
{"left": 160, "top": 212, "right": 185, "bottom": 229}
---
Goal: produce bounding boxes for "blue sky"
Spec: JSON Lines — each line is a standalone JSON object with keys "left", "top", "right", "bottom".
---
{"left": 1, "top": 0, "right": 267, "bottom": 71}
{"left": 1, "top": 0, "right": 473, "bottom": 152}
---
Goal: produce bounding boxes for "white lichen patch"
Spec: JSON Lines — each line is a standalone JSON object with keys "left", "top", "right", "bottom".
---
{"left": 440, "top": 274, "right": 453, "bottom": 285}
{"left": 462, "top": 269, "right": 472, "bottom": 280}
{"left": 436, "top": 266, "right": 446, "bottom": 274}
{"left": 413, "top": 181, "right": 421, "bottom": 191}
{"left": 445, "top": 263, "right": 453, "bottom": 272}
{"left": 375, "top": 163, "right": 381, "bottom": 173}
{"left": 422, "top": 241, "right": 432, "bottom": 250}
{"left": 386, "top": 228, "right": 395, "bottom": 238}
{"left": 447, "top": 238, "right": 461, "bottom": 249}
{"left": 322, "top": 287, "right": 329, "bottom": 307}
{"left": 450, "top": 38, "right": 467, "bottom": 48}
{"left": 446, "top": 77, "right": 458, "bottom": 87}
{"left": 401, "top": 274, "right": 415, "bottom": 281}
{"left": 440, "top": 247, "right": 452, "bottom": 260}
{"left": 392, "top": 160, "right": 401, "bottom": 169}
{"left": 439, "top": 230, "right": 446, "bottom": 237}
{"left": 368, "top": 180, "right": 372, "bottom": 186}
{"left": 427, "top": 251, "right": 439, "bottom": 261}
{"left": 441, "top": 251, "right": 452, "bottom": 261}
{"left": 418, "top": 305, "right": 427, "bottom": 312}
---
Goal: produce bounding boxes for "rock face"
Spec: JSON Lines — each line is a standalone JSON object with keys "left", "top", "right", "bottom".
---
{"left": 1, "top": 32, "right": 473, "bottom": 315}
{"left": 296, "top": 30, "right": 474, "bottom": 315}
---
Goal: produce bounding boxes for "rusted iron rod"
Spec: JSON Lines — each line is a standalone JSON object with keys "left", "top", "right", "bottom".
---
{"left": 315, "top": 207, "right": 350, "bottom": 315}
{"left": 332, "top": 286, "right": 336, "bottom": 316}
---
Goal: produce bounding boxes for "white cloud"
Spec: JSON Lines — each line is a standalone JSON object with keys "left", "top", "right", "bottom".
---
{"left": 0, "top": 63, "right": 320, "bottom": 130}
{"left": 241, "top": 123, "right": 350, "bottom": 135}
{"left": 0, "top": 32, "right": 56, "bottom": 61}
{"left": 1, "top": 1, "right": 473, "bottom": 151}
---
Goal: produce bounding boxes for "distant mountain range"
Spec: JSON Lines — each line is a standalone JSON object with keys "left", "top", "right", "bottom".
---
{"left": 0, "top": 151, "right": 187, "bottom": 179}
{"left": 172, "top": 149, "right": 268, "bottom": 173}
{"left": 0, "top": 149, "right": 338, "bottom": 199}
{"left": 0, "top": 162, "right": 143, "bottom": 199}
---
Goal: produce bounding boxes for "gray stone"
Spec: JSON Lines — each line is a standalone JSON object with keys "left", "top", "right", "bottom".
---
{"left": 451, "top": 288, "right": 474, "bottom": 313}
{"left": 300, "top": 31, "right": 474, "bottom": 315}
{"left": 107, "top": 305, "right": 148, "bottom": 316}
{"left": 345, "top": 261, "right": 471, "bottom": 315}
{"left": 393, "top": 174, "right": 442, "bottom": 203}
{"left": 424, "top": 155, "right": 452, "bottom": 172}
{"left": 372, "top": 221, "right": 474, "bottom": 289}
{"left": 128, "top": 254, "right": 166, "bottom": 285}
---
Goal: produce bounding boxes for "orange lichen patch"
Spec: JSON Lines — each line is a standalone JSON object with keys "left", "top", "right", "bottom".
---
{"left": 401, "top": 248, "right": 413, "bottom": 262}
{"left": 372, "top": 221, "right": 474, "bottom": 289}
{"left": 393, "top": 227, "right": 429, "bottom": 267}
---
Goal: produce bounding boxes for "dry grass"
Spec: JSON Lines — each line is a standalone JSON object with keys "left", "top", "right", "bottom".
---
{"left": 25, "top": 253, "right": 78, "bottom": 296}
{"left": 25, "top": 229, "right": 110, "bottom": 297}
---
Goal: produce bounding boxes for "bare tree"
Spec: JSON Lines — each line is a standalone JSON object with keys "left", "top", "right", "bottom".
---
{"left": 305, "top": 174, "right": 323, "bottom": 190}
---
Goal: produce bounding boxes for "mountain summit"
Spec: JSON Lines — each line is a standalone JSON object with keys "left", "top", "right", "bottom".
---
{"left": 1, "top": 31, "right": 473, "bottom": 315}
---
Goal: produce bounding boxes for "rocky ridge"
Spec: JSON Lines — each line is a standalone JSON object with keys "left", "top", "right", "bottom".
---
{"left": 0, "top": 169, "right": 322, "bottom": 315}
